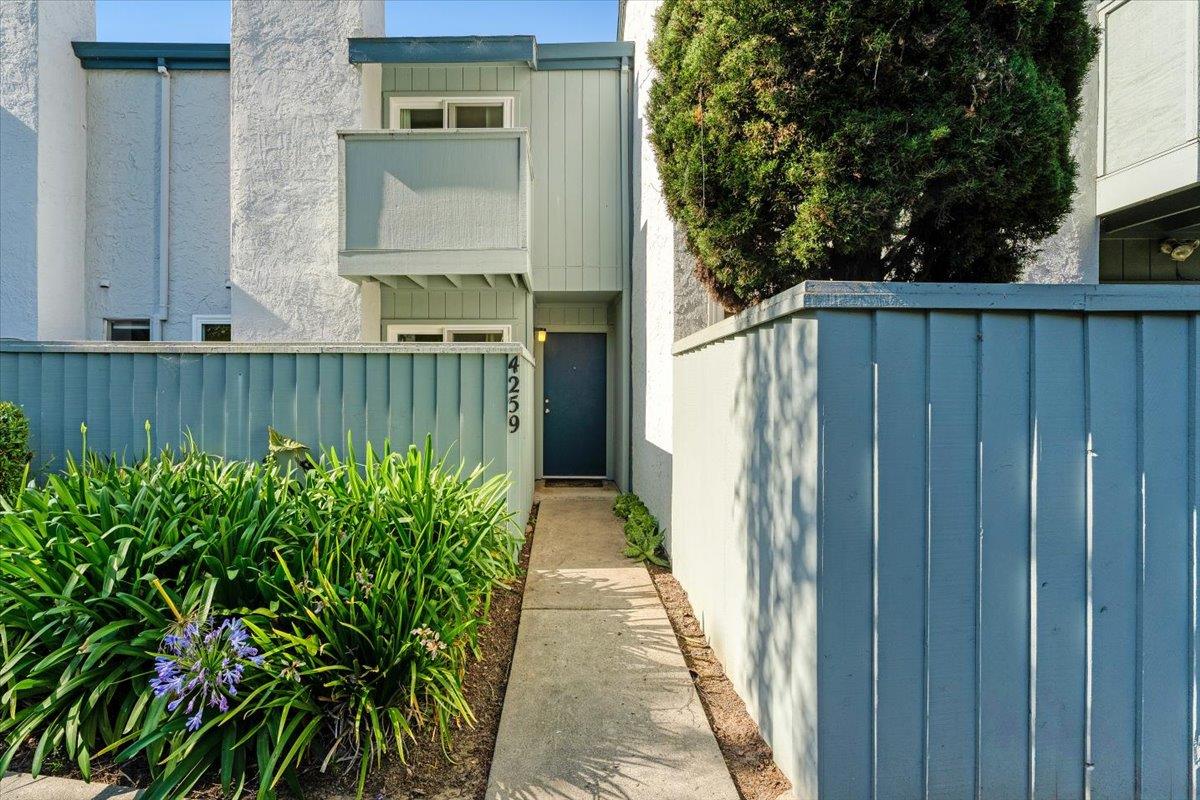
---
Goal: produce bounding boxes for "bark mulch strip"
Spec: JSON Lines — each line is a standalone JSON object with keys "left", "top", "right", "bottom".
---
{"left": 646, "top": 562, "right": 795, "bottom": 800}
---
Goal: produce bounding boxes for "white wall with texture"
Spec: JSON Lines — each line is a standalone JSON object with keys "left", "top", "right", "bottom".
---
{"left": 0, "top": 0, "right": 93, "bottom": 340}
{"left": 622, "top": 0, "right": 675, "bottom": 534}
{"left": 229, "top": 0, "right": 384, "bottom": 341}
{"left": 84, "top": 70, "right": 230, "bottom": 340}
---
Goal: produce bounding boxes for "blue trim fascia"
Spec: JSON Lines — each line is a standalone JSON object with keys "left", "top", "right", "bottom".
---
{"left": 350, "top": 36, "right": 538, "bottom": 67}
{"left": 348, "top": 37, "right": 634, "bottom": 70}
{"left": 72, "top": 41, "right": 229, "bottom": 70}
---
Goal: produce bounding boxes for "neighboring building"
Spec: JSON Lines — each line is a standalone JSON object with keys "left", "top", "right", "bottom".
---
{"left": 0, "top": 0, "right": 633, "bottom": 486}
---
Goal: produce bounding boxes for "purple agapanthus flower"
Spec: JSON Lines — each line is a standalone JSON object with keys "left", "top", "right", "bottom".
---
{"left": 150, "top": 617, "right": 263, "bottom": 732}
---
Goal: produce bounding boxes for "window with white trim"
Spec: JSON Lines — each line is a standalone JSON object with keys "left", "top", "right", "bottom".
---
{"left": 386, "top": 324, "right": 511, "bottom": 343}
{"left": 192, "top": 315, "right": 232, "bottom": 342}
{"left": 388, "top": 96, "right": 514, "bottom": 130}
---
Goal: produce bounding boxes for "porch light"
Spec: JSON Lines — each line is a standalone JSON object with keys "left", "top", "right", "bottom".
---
{"left": 536, "top": 328, "right": 547, "bottom": 343}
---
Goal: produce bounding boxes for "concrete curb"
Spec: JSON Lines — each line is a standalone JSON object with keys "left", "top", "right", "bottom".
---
{"left": 0, "top": 773, "right": 141, "bottom": 799}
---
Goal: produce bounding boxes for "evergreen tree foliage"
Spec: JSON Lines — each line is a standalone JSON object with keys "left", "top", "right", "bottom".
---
{"left": 647, "top": 0, "right": 1099, "bottom": 309}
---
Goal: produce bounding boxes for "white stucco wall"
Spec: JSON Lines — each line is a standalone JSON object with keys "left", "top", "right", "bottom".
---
{"left": 229, "top": 0, "right": 384, "bottom": 341}
{"left": 35, "top": 0, "right": 92, "bottom": 339}
{"left": 1023, "top": 10, "right": 1100, "bottom": 285}
{"left": 0, "top": 0, "right": 92, "bottom": 340}
{"left": 84, "top": 70, "right": 230, "bottom": 340}
{"left": 0, "top": 0, "right": 39, "bottom": 340}
{"left": 622, "top": 0, "right": 675, "bottom": 532}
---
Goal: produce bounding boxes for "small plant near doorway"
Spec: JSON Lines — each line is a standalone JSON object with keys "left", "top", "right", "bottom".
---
{"left": 614, "top": 492, "right": 669, "bottom": 567}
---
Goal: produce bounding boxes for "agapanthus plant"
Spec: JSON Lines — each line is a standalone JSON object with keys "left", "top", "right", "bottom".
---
{"left": 150, "top": 614, "right": 263, "bottom": 732}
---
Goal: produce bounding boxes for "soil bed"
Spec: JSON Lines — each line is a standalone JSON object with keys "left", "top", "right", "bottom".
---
{"left": 646, "top": 562, "right": 794, "bottom": 800}
{"left": 7, "top": 504, "right": 539, "bottom": 800}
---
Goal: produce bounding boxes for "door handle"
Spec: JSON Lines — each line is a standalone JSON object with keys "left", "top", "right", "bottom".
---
{"left": 544, "top": 397, "right": 550, "bottom": 415}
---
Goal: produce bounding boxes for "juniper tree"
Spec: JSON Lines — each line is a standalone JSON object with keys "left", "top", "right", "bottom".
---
{"left": 647, "top": 0, "right": 1099, "bottom": 309}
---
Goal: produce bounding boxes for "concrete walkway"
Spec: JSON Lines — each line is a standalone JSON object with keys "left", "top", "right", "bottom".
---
{"left": 487, "top": 485, "right": 738, "bottom": 800}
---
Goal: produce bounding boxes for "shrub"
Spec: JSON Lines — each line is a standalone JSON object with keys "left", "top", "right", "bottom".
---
{"left": 648, "top": 0, "right": 1099, "bottom": 309}
{"left": 0, "top": 432, "right": 518, "bottom": 799}
{"left": 613, "top": 492, "right": 668, "bottom": 567}
{"left": 0, "top": 401, "right": 31, "bottom": 501}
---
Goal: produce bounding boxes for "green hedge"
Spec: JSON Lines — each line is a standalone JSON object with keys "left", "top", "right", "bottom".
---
{"left": 0, "top": 401, "right": 31, "bottom": 502}
{"left": 0, "top": 433, "right": 519, "bottom": 799}
{"left": 613, "top": 492, "right": 668, "bottom": 567}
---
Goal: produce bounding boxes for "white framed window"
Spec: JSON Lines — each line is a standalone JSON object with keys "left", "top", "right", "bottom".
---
{"left": 388, "top": 96, "right": 514, "bottom": 130}
{"left": 192, "top": 314, "right": 232, "bottom": 342}
{"left": 106, "top": 319, "right": 151, "bottom": 342}
{"left": 386, "top": 323, "right": 511, "bottom": 343}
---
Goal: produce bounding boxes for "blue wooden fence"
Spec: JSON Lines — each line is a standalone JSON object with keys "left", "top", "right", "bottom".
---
{"left": 0, "top": 342, "right": 534, "bottom": 516}
{"left": 672, "top": 282, "right": 1200, "bottom": 800}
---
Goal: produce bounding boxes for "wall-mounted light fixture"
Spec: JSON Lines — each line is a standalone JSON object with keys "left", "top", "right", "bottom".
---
{"left": 536, "top": 328, "right": 547, "bottom": 343}
{"left": 1160, "top": 239, "right": 1200, "bottom": 263}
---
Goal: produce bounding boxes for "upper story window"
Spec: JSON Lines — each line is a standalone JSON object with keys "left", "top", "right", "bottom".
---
{"left": 386, "top": 324, "right": 511, "bottom": 343}
{"left": 388, "top": 96, "right": 514, "bottom": 130}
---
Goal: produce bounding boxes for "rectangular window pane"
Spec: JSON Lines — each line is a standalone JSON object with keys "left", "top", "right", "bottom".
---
{"left": 452, "top": 104, "right": 504, "bottom": 128}
{"left": 201, "top": 323, "right": 231, "bottom": 342}
{"left": 107, "top": 320, "right": 151, "bottom": 341}
{"left": 397, "top": 107, "right": 444, "bottom": 129}
{"left": 448, "top": 330, "right": 505, "bottom": 342}
{"left": 393, "top": 332, "right": 444, "bottom": 343}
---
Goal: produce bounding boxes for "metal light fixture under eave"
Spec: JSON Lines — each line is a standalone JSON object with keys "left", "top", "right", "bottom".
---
{"left": 536, "top": 328, "right": 547, "bottom": 343}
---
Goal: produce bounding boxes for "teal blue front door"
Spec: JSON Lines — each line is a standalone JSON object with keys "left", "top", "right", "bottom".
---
{"left": 543, "top": 332, "right": 606, "bottom": 476}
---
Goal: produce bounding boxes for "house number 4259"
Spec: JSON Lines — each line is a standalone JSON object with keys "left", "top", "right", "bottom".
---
{"left": 507, "top": 356, "right": 520, "bottom": 432}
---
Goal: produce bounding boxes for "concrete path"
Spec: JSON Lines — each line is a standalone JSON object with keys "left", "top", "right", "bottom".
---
{"left": 487, "top": 485, "right": 739, "bottom": 800}
{"left": 0, "top": 773, "right": 139, "bottom": 799}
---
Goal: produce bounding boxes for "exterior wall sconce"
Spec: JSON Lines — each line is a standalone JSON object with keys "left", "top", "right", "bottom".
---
{"left": 536, "top": 328, "right": 547, "bottom": 343}
{"left": 1160, "top": 239, "right": 1200, "bottom": 263}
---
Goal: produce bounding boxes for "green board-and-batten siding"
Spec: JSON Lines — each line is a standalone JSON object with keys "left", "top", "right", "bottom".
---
{"left": 379, "top": 64, "right": 624, "bottom": 292}
{"left": 0, "top": 343, "right": 534, "bottom": 517}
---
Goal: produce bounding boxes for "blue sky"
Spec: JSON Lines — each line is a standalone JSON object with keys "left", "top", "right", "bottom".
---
{"left": 95, "top": 0, "right": 620, "bottom": 43}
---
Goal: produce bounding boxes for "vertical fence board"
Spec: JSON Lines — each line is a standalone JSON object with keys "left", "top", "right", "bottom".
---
{"left": 925, "top": 311, "right": 980, "bottom": 799}
{"left": 38, "top": 353, "right": 64, "bottom": 473}
{"left": 1139, "top": 315, "right": 1191, "bottom": 798}
{"left": 62, "top": 353, "right": 88, "bottom": 459}
{"left": 483, "top": 353, "right": 506, "bottom": 479}
{"left": 364, "top": 354, "right": 388, "bottom": 451}
{"left": 435, "top": 354, "right": 460, "bottom": 458}
{"left": 294, "top": 354, "right": 319, "bottom": 445}
{"left": 271, "top": 354, "right": 297, "bottom": 442}
{"left": 155, "top": 352, "right": 181, "bottom": 454}
{"left": 108, "top": 353, "right": 133, "bottom": 460}
{"left": 18, "top": 353, "right": 42, "bottom": 467}
{"left": 413, "top": 355, "right": 436, "bottom": 449}
{"left": 178, "top": 354, "right": 202, "bottom": 446}
{"left": 246, "top": 355, "right": 272, "bottom": 459}
{"left": 390, "top": 355, "right": 414, "bottom": 446}
{"left": 131, "top": 354, "right": 157, "bottom": 457}
{"left": 459, "top": 353, "right": 484, "bottom": 472}
{"left": 815, "top": 311, "right": 874, "bottom": 800}
{"left": 872, "top": 311, "right": 929, "bottom": 800}
{"left": 1031, "top": 314, "right": 1088, "bottom": 800}
{"left": 341, "top": 354, "right": 366, "bottom": 455}
{"left": 976, "top": 313, "right": 1033, "bottom": 798}
{"left": 226, "top": 354, "right": 249, "bottom": 459}
{"left": 1087, "top": 315, "right": 1139, "bottom": 800}
{"left": 201, "top": 354, "right": 225, "bottom": 455}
